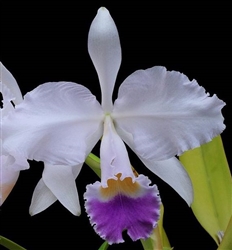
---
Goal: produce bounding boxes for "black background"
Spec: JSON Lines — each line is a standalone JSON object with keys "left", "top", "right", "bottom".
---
{"left": 1, "top": 2, "right": 231, "bottom": 250}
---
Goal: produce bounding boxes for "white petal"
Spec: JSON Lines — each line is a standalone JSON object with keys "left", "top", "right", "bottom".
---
{"left": 0, "top": 151, "right": 28, "bottom": 205}
{"left": 42, "top": 164, "right": 82, "bottom": 216}
{"left": 141, "top": 157, "right": 193, "bottom": 205}
{"left": 0, "top": 155, "right": 20, "bottom": 205}
{"left": 0, "top": 62, "right": 23, "bottom": 105}
{"left": 113, "top": 66, "right": 225, "bottom": 161}
{"left": 3, "top": 82, "right": 104, "bottom": 165}
{"left": 100, "top": 116, "right": 134, "bottom": 187}
{"left": 29, "top": 179, "right": 57, "bottom": 215}
{"left": 30, "top": 163, "right": 82, "bottom": 215}
{"left": 115, "top": 127, "right": 193, "bottom": 205}
{"left": 1, "top": 150, "right": 29, "bottom": 171}
{"left": 0, "top": 63, "right": 27, "bottom": 206}
{"left": 88, "top": 7, "right": 121, "bottom": 112}
{"left": 0, "top": 83, "right": 15, "bottom": 117}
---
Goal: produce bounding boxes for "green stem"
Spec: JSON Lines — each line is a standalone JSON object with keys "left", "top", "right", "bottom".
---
{"left": 0, "top": 235, "right": 26, "bottom": 250}
{"left": 85, "top": 153, "right": 101, "bottom": 178}
{"left": 98, "top": 241, "right": 109, "bottom": 250}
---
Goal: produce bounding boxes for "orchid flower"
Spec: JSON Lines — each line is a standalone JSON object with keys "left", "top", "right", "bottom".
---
{"left": 0, "top": 62, "right": 27, "bottom": 205}
{"left": 2, "top": 7, "right": 225, "bottom": 244}
{"left": 0, "top": 64, "right": 82, "bottom": 215}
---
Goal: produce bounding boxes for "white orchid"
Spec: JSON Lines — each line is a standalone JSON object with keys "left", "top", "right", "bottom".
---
{"left": 0, "top": 62, "right": 27, "bottom": 205}
{"left": 0, "top": 63, "right": 82, "bottom": 214}
{"left": 2, "top": 7, "right": 225, "bottom": 243}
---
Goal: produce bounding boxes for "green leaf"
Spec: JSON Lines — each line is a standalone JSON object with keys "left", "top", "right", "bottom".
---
{"left": 217, "top": 215, "right": 232, "bottom": 250}
{"left": 98, "top": 241, "right": 109, "bottom": 250}
{"left": 0, "top": 235, "right": 27, "bottom": 250}
{"left": 179, "top": 136, "right": 232, "bottom": 245}
{"left": 141, "top": 204, "right": 172, "bottom": 250}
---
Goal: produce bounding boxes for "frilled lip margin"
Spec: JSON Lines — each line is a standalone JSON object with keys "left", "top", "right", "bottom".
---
{"left": 84, "top": 174, "right": 161, "bottom": 244}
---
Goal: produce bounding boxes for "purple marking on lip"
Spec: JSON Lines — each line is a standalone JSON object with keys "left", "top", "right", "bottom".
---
{"left": 86, "top": 190, "right": 160, "bottom": 244}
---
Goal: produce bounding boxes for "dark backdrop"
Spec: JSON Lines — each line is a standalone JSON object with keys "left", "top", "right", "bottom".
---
{"left": 1, "top": 2, "right": 231, "bottom": 250}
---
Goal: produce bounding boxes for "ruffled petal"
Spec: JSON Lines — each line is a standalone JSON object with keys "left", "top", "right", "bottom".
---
{"left": 2, "top": 82, "right": 104, "bottom": 165}
{"left": 0, "top": 62, "right": 23, "bottom": 105}
{"left": 29, "top": 179, "right": 57, "bottom": 215}
{"left": 41, "top": 164, "right": 82, "bottom": 215}
{"left": 112, "top": 66, "right": 225, "bottom": 161}
{"left": 84, "top": 174, "right": 161, "bottom": 244}
{"left": 0, "top": 155, "right": 20, "bottom": 205}
{"left": 88, "top": 7, "right": 121, "bottom": 112}
{"left": 115, "top": 127, "right": 193, "bottom": 205}
{"left": 100, "top": 116, "right": 135, "bottom": 187}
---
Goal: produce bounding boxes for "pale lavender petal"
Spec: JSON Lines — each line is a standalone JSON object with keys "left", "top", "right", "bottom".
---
{"left": 0, "top": 62, "right": 23, "bottom": 105}
{"left": 0, "top": 83, "right": 15, "bottom": 118}
{"left": 84, "top": 174, "right": 161, "bottom": 244}
{"left": 42, "top": 164, "right": 82, "bottom": 216}
{"left": 29, "top": 179, "right": 57, "bottom": 215}
{"left": 0, "top": 63, "right": 28, "bottom": 206}
{"left": 0, "top": 155, "right": 20, "bottom": 205}
{"left": 115, "top": 127, "right": 193, "bottom": 205}
{"left": 2, "top": 82, "right": 104, "bottom": 166}
{"left": 100, "top": 116, "right": 135, "bottom": 187}
{"left": 141, "top": 157, "right": 193, "bottom": 205}
{"left": 88, "top": 7, "right": 121, "bottom": 112}
{"left": 30, "top": 163, "right": 82, "bottom": 215}
{"left": 113, "top": 66, "right": 225, "bottom": 161}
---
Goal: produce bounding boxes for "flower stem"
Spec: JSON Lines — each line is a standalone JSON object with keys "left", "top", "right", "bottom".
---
{"left": 98, "top": 241, "right": 109, "bottom": 250}
{"left": 0, "top": 235, "right": 26, "bottom": 250}
{"left": 85, "top": 153, "right": 101, "bottom": 178}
